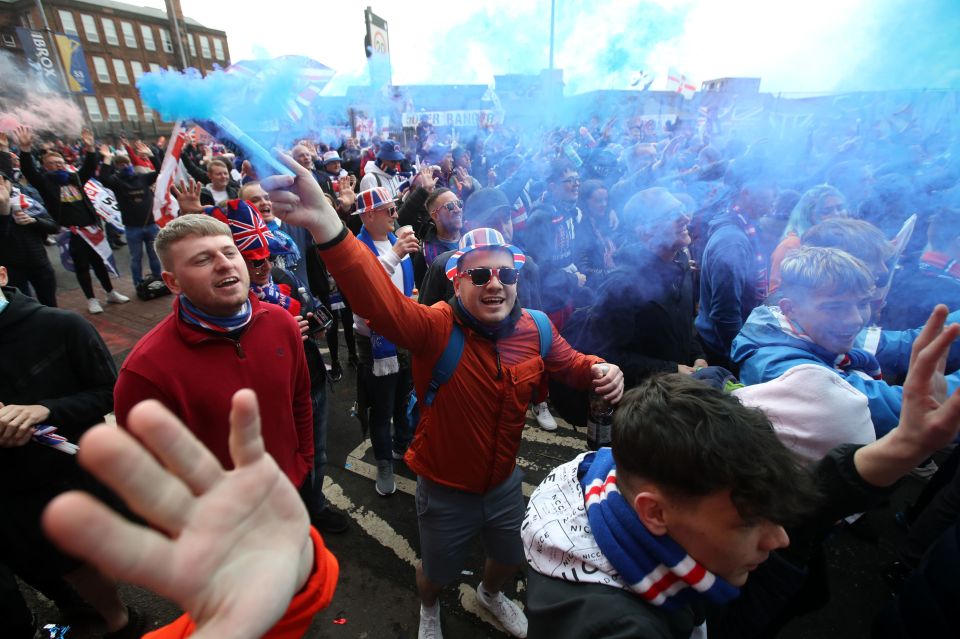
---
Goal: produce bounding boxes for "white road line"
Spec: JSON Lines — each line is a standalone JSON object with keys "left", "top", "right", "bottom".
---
{"left": 322, "top": 478, "right": 420, "bottom": 566}
{"left": 521, "top": 424, "right": 586, "bottom": 449}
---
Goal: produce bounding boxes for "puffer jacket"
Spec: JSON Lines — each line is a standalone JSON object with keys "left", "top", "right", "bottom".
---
{"left": 320, "top": 229, "right": 601, "bottom": 493}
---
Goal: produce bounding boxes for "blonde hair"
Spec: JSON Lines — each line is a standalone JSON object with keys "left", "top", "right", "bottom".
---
{"left": 780, "top": 246, "right": 874, "bottom": 298}
{"left": 155, "top": 214, "right": 231, "bottom": 270}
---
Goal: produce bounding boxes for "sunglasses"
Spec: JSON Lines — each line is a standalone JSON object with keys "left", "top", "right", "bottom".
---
{"left": 433, "top": 199, "right": 464, "bottom": 214}
{"left": 249, "top": 258, "right": 268, "bottom": 269}
{"left": 457, "top": 267, "right": 519, "bottom": 286}
{"left": 561, "top": 177, "right": 581, "bottom": 185}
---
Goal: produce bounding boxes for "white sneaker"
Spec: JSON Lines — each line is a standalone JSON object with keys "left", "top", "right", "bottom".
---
{"left": 106, "top": 290, "right": 130, "bottom": 304}
{"left": 476, "top": 584, "right": 527, "bottom": 638}
{"left": 531, "top": 402, "right": 558, "bottom": 431}
{"left": 418, "top": 603, "right": 442, "bottom": 639}
{"left": 87, "top": 298, "right": 104, "bottom": 314}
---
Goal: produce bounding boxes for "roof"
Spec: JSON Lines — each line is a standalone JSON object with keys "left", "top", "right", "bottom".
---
{"left": 1, "top": 0, "right": 226, "bottom": 32}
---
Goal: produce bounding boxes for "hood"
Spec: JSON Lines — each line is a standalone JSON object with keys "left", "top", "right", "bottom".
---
{"left": 730, "top": 305, "right": 836, "bottom": 368}
{"left": 706, "top": 209, "right": 743, "bottom": 234}
{"left": 0, "top": 286, "right": 44, "bottom": 330}
{"left": 522, "top": 453, "right": 626, "bottom": 589}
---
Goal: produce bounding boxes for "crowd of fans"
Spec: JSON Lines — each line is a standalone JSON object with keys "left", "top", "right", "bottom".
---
{"left": 2, "top": 92, "right": 960, "bottom": 639}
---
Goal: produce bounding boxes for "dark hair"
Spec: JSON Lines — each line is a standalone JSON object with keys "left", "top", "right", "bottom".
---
{"left": 612, "top": 374, "right": 819, "bottom": 524}
{"left": 546, "top": 158, "right": 575, "bottom": 184}
{"left": 802, "top": 217, "right": 893, "bottom": 267}
{"left": 424, "top": 187, "right": 454, "bottom": 214}
{"left": 577, "top": 179, "right": 607, "bottom": 210}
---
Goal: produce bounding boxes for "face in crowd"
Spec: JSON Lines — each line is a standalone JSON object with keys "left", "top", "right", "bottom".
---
{"left": 551, "top": 169, "right": 580, "bottom": 203}
{"left": 241, "top": 184, "right": 274, "bottom": 222}
{"left": 292, "top": 146, "right": 314, "bottom": 171}
{"left": 454, "top": 248, "right": 518, "bottom": 325}
{"left": 207, "top": 162, "right": 231, "bottom": 191}
{"left": 42, "top": 152, "right": 66, "bottom": 172}
{"left": 430, "top": 191, "right": 463, "bottom": 237}
{"left": 162, "top": 233, "right": 250, "bottom": 317}
{"left": 361, "top": 202, "right": 398, "bottom": 240}
{"left": 781, "top": 286, "right": 873, "bottom": 355}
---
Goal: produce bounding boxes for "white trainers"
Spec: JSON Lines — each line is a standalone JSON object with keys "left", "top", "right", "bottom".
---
{"left": 476, "top": 583, "right": 527, "bottom": 638}
{"left": 87, "top": 298, "right": 104, "bottom": 314}
{"left": 106, "top": 290, "right": 130, "bottom": 304}
{"left": 531, "top": 402, "right": 558, "bottom": 431}
{"left": 418, "top": 603, "right": 442, "bottom": 639}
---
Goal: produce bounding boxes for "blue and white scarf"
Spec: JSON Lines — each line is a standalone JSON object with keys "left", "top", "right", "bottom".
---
{"left": 178, "top": 294, "right": 252, "bottom": 335}
{"left": 357, "top": 226, "right": 414, "bottom": 376}
{"left": 580, "top": 448, "right": 740, "bottom": 609}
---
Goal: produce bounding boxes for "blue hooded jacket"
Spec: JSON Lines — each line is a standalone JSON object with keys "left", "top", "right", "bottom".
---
{"left": 731, "top": 305, "right": 960, "bottom": 437}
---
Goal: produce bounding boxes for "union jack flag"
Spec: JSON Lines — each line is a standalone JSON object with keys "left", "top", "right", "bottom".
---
{"left": 209, "top": 199, "right": 274, "bottom": 260}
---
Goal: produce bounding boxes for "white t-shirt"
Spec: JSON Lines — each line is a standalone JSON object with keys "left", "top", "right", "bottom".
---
{"left": 209, "top": 187, "right": 228, "bottom": 204}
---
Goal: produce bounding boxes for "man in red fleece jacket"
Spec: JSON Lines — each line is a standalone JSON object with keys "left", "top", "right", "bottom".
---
{"left": 113, "top": 212, "right": 314, "bottom": 491}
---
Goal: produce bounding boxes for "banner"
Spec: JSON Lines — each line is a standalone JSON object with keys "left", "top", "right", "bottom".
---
{"left": 402, "top": 110, "right": 498, "bottom": 128}
{"left": 15, "top": 27, "right": 64, "bottom": 93}
{"left": 54, "top": 34, "right": 94, "bottom": 94}
{"left": 57, "top": 227, "right": 119, "bottom": 277}
{"left": 83, "top": 179, "right": 125, "bottom": 231}
{"left": 666, "top": 68, "right": 696, "bottom": 100}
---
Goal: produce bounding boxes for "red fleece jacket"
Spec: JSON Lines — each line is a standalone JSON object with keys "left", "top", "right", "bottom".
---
{"left": 114, "top": 294, "right": 313, "bottom": 487}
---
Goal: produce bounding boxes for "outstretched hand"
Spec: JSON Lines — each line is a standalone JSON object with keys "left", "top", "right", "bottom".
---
{"left": 261, "top": 152, "right": 342, "bottom": 244}
{"left": 171, "top": 178, "right": 204, "bottom": 214}
{"left": 43, "top": 390, "right": 314, "bottom": 639}
{"left": 14, "top": 125, "right": 33, "bottom": 151}
{"left": 854, "top": 305, "right": 960, "bottom": 487}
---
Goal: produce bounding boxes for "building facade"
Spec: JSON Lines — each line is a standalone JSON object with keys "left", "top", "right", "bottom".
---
{"left": 0, "top": 0, "right": 229, "bottom": 138}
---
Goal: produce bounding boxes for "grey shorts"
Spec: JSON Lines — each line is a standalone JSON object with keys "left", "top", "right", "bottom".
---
{"left": 416, "top": 467, "right": 526, "bottom": 585}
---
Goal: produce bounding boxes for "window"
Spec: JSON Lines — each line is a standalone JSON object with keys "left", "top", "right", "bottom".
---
{"left": 59, "top": 11, "right": 78, "bottom": 36}
{"left": 143, "top": 106, "right": 154, "bottom": 122}
{"left": 112, "top": 59, "right": 129, "bottom": 84}
{"left": 199, "top": 35, "right": 210, "bottom": 58}
{"left": 92, "top": 56, "right": 110, "bottom": 83}
{"left": 213, "top": 38, "right": 224, "bottom": 60}
{"left": 123, "top": 98, "right": 138, "bottom": 121}
{"left": 121, "top": 22, "right": 136, "bottom": 47}
{"left": 2, "top": 33, "right": 15, "bottom": 48}
{"left": 160, "top": 28, "right": 173, "bottom": 53}
{"left": 84, "top": 96, "right": 102, "bottom": 122}
{"left": 130, "top": 60, "right": 144, "bottom": 82}
{"left": 104, "top": 98, "right": 121, "bottom": 122}
{"left": 80, "top": 14, "right": 99, "bottom": 43}
{"left": 149, "top": 62, "right": 161, "bottom": 74}
{"left": 140, "top": 25, "right": 155, "bottom": 51}
{"left": 101, "top": 18, "right": 118, "bottom": 45}
{"left": 187, "top": 34, "right": 196, "bottom": 57}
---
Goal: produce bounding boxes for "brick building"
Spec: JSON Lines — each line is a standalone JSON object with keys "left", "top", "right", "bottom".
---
{"left": 0, "top": 0, "right": 229, "bottom": 137}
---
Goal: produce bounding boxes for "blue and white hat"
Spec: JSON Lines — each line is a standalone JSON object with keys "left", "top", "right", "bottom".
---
{"left": 444, "top": 228, "right": 525, "bottom": 281}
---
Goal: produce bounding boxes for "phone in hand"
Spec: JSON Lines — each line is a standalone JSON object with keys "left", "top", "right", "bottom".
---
{"left": 305, "top": 304, "right": 334, "bottom": 335}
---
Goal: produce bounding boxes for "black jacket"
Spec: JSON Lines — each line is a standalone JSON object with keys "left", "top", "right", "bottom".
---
{"left": 588, "top": 242, "right": 705, "bottom": 387}
{"left": 0, "top": 286, "right": 116, "bottom": 486}
{"left": 19, "top": 150, "right": 100, "bottom": 227}
{"left": 0, "top": 198, "right": 59, "bottom": 267}
{"left": 98, "top": 165, "right": 160, "bottom": 227}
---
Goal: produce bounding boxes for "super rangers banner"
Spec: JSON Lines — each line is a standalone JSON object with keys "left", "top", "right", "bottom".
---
{"left": 83, "top": 178, "right": 124, "bottom": 231}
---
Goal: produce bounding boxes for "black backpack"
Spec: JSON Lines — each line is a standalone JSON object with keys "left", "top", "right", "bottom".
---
{"left": 135, "top": 274, "right": 171, "bottom": 301}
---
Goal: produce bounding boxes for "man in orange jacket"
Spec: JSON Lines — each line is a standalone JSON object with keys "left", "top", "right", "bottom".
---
{"left": 263, "top": 154, "right": 625, "bottom": 639}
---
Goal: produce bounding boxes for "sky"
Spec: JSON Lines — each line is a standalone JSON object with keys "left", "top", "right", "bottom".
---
{"left": 135, "top": 0, "right": 960, "bottom": 95}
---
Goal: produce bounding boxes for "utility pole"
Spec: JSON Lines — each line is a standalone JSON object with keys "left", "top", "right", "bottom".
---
{"left": 165, "top": 0, "right": 190, "bottom": 69}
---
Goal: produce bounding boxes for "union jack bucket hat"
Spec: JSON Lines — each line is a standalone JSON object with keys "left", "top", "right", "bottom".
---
{"left": 444, "top": 227, "right": 525, "bottom": 281}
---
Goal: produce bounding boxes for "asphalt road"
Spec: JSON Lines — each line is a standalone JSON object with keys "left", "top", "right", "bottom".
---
{"left": 22, "top": 244, "right": 920, "bottom": 638}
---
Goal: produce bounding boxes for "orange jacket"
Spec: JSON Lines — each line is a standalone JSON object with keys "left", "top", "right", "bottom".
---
{"left": 143, "top": 527, "right": 338, "bottom": 638}
{"left": 321, "top": 230, "right": 602, "bottom": 493}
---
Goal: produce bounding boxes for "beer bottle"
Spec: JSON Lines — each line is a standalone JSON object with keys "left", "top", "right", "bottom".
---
{"left": 586, "top": 364, "right": 613, "bottom": 450}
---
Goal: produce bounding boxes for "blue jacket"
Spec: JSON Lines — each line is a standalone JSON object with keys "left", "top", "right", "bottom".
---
{"left": 733, "top": 306, "right": 904, "bottom": 437}
{"left": 695, "top": 213, "right": 761, "bottom": 356}
{"left": 853, "top": 310, "right": 960, "bottom": 379}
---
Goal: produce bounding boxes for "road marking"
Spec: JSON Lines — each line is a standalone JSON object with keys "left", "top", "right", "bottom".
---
{"left": 322, "top": 477, "right": 420, "bottom": 566}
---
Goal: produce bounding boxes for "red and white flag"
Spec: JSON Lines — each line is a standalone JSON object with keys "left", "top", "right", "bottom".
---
{"left": 666, "top": 68, "right": 696, "bottom": 100}
{"left": 152, "top": 121, "right": 191, "bottom": 227}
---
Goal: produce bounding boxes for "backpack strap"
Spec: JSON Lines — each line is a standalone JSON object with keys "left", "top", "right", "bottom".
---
{"left": 423, "top": 323, "right": 465, "bottom": 408}
{"left": 525, "top": 309, "right": 553, "bottom": 358}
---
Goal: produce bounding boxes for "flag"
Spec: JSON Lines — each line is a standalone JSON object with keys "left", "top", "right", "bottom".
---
{"left": 629, "top": 70, "right": 655, "bottom": 91}
{"left": 83, "top": 178, "right": 124, "bottom": 231}
{"left": 152, "top": 121, "right": 190, "bottom": 227}
{"left": 666, "top": 68, "right": 696, "bottom": 100}
{"left": 57, "top": 226, "right": 119, "bottom": 277}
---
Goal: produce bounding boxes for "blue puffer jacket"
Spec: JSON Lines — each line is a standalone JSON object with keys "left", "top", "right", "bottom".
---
{"left": 852, "top": 310, "right": 960, "bottom": 379}
{"left": 731, "top": 305, "right": 955, "bottom": 438}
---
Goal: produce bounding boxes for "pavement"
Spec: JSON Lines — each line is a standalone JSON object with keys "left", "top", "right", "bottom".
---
{"left": 23, "top": 243, "right": 922, "bottom": 638}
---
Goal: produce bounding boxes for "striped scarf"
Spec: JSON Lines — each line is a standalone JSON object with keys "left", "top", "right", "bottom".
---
{"left": 179, "top": 294, "right": 252, "bottom": 334}
{"left": 250, "top": 275, "right": 301, "bottom": 317}
{"left": 581, "top": 448, "right": 740, "bottom": 609}
{"left": 770, "top": 306, "right": 882, "bottom": 379}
